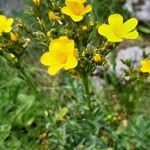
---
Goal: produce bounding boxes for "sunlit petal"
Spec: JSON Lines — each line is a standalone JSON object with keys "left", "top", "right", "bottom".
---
{"left": 108, "top": 14, "right": 123, "bottom": 37}
{"left": 98, "top": 24, "right": 123, "bottom": 42}
{"left": 123, "top": 30, "right": 139, "bottom": 39}
{"left": 64, "top": 56, "right": 78, "bottom": 70}
{"left": 48, "top": 64, "right": 65, "bottom": 75}
{"left": 81, "top": 4, "right": 92, "bottom": 15}
{"left": 123, "top": 18, "right": 138, "bottom": 33}
{"left": 40, "top": 52, "right": 59, "bottom": 66}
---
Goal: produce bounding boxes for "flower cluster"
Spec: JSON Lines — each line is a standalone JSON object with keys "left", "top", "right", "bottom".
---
{"left": 1, "top": 0, "right": 148, "bottom": 78}
{"left": 39, "top": 0, "right": 139, "bottom": 76}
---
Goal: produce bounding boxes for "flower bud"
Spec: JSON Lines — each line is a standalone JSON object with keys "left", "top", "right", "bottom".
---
{"left": 10, "top": 32, "right": 18, "bottom": 42}
{"left": 32, "top": 0, "right": 40, "bottom": 6}
{"left": 93, "top": 54, "right": 101, "bottom": 62}
{"left": 48, "top": 11, "right": 60, "bottom": 21}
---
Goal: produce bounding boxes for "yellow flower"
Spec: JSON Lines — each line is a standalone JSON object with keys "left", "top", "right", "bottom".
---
{"left": 48, "top": 11, "right": 60, "bottom": 21}
{"left": 98, "top": 14, "right": 139, "bottom": 42}
{"left": 0, "top": 15, "right": 14, "bottom": 35}
{"left": 55, "top": 107, "right": 68, "bottom": 121}
{"left": 40, "top": 36, "right": 78, "bottom": 75}
{"left": 82, "top": 26, "right": 88, "bottom": 31}
{"left": 10, "top": 32, "right": 18, "bottom": 42}
{"left": 61, "top": 0, "right": 92, "bottom": 22}
{"left": 32, "top": 0, "right": 40, "bottom": 6}
{"left": 93, "top": 54, "right": 101, "bottom": 62}
{"left": 140, "top": 59, "right": 150, "bottom": 73}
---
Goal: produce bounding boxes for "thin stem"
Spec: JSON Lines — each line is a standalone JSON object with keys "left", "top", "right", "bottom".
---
{"left": 82, "top": 74, "right": 91, "bottom": 109}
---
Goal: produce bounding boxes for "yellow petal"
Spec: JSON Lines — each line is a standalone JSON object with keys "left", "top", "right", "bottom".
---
{"left": 0, "top": 16, "right": 13, "bottom": 33}
{"left": 70, "top": 14, "right": 83, "bottom": 22}
{"left": 140, "top": 67, "right": 150, "bottom": 73}
{"left": 7, "top": 18, "right": 14, "bottom": 26}
{"left": 59, "top": 36, "right": 70, "bottom": 41}
{"left": 98, "top": 24, "right": 110, "bottom": 36}
{"left": 81, "top": 4, "right": 92, "bottom": 15}
{"left": 123, "top": 18, "right": 138, "bottom": 33}
{"left": 0, "top": 15, "right": 6, "bottom": 22}
{"left": 61, "top": 5, "right": 83, "bottom": 22}
{"left": 61, "top": 7, "right": 74, "bottom": 16}
{"left": 140, "top": 59, "right": 147, "bottom": 66}
{"left": 48, "top": 64, "right": 64, "bottom": 75}
{"left": 5, "top": 26, "right": 12, "bottom": 33}
{"left": 66, "top": 0, "right": 86, "bottom": 4}
{"left": 98, "top": 24, "right": 123, "bottom": 42}
{"left": 108, "top": 14, "right": 123, "bottom": 28}
{"left": 0, "top": 15, "right": 7, "bottom": 33}
{"left": 49, "top": 36, "right": 74, "bottom": 55}
{"left": 40, "top": 52, "right": 59, "bottom": 66}
{"left": 140, "top": 59, "right": 150, "bottom": 73}
{"left": 108, "top": 14, "right": 123, "bottom": 36}
{"left": 64, "top": 56, "right": 78, "bottom": 70}
{"left": 123, "top": 30, "right": 139, "bottom": 39}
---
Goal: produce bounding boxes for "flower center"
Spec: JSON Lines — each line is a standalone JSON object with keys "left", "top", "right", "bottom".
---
{"left": 57, "top": 53, "right": 67, "bottom": 64}
{"left": 68, "top": 3, "right": 84, "bottom": 15}
{"left": 73, "top": 7, "right": 82, "bottom": 15}
{"left": 111, "top": 26, "right": 123, "bottom": 38}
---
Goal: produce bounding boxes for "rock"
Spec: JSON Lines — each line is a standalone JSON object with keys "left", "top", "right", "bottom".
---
{"left": 116, "top": 46, "right": 150, "bottom": 76}
{"left": 124, "top": 0, "right": 150, "bottom": 22}
{"left": 0, "top": 0, "right": 23, "bottom": 16}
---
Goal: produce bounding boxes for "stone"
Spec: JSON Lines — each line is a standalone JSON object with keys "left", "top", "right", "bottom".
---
{"left": 124, "top": 0, "right": 150, "bottom": 22}
{"left": 115, "top": 46, "right": 150, "bottom": 76}
{"left": 0, "top": 0, "right": 23, "bottom": 16}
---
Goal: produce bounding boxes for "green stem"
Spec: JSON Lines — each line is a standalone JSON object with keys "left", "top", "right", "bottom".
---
{"left": 82, "top": 74, "right": 91, "bottom": 109}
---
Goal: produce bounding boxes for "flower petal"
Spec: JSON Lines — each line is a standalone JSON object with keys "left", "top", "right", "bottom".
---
{"left": 140, "top": 59, "right": 150, "bottom": 73}
{"left": 62, "top": 3, "right": 84, "bottom": 22}
{"left": 61, "top": 7, "right": 74, "bottom": 17}
{"left": 66, "top": 0, "right": 86, "bottom": 4}
{"left": 5, "top": 18, "right": 14, "bottom": 32}
{"left": 81, "top": 4, "right": 92, "bottom": 15}
{"left": 71, "top": 15, "right": 83, "bottom": 22}
{"left": 98, "top": 24, "right": 110, "bottom": 36}
{"left": 108, "top": 14, "right": 123, "bottom": 36}
{"left": 0, "top": 15, "right": 6, "bottom": 23}
{"left": 48, "top": 64, "right": 65, "bottom": 75}
{"left": 64, "top": 56, "right": 78, "bottom": 70}
{"left": 123, "top": 18, "right": 138, "bottom": 33}
{"left": 49, "top": 36, "right": 74, "bottom": 54}
{"left": 98, "top": 24, "right": 123, "bottom": 42}
{"left": 122, "top": 30, "right": 139, "bottom": 39}
{"left": 40, "top": 52, "right": 59, "bottom": 66}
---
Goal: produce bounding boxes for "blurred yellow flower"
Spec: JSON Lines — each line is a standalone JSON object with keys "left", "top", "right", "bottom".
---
{"left": 98, "top": 14, "right": 139, "bottom": 42}
{"left": 32, "top": 0, "right": 40, "bottom": 6}
{"left": 55, "top": 107, "right": 68, "bottom": 121}
{"left": 40, "top": 36, "right": 78, "bottom": 75}
{"left": 82, "top": 26, "right": 88, "bottom": 31}
{"left": 10, "top": 32, "right": 18, "bottom": 42}
{"left": 140, "top": 59, "right": 150, "bottom": 73}
{"left": 0, "top": 15, "right": 14, "bottom": 35}
{"left": 61, "top": 0, "right": 92, "bottom": 22}
{"left": 48, "top": 11, "right": 60, "bottom": 21}
{"left": 93, "top": 54, "right": 101, "bottom": 62}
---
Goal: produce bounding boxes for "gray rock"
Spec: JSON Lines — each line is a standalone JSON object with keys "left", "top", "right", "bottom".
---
{"left": 0, "top": 0, "right": 23, "bottom": 16}
{"left": 115, "top": 46, "right": 150, "bottom": 76}
{"left": 124, "top": 0, "right": 150, "bottom": 22}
